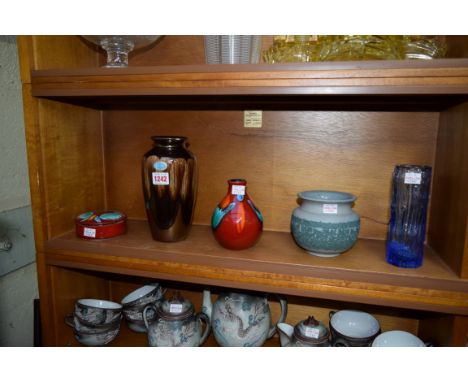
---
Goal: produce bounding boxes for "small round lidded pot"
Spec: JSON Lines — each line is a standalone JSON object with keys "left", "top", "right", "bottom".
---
{"left": 277, "top": 316, "right": 330, "bottom": 347}
{"left": 75, "top": 210, "right": 127, "bottom": 239}
{"left": 291, "top": 190, "right": 360, "bottom": 257}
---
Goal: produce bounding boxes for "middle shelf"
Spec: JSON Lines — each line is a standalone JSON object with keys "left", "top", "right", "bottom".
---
{"left": 44, "top": 220, "right": 468, "bottom": 315}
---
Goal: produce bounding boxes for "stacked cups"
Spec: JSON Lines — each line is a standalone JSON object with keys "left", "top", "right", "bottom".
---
{"left": 66, "top": 299, "right": 122, "bottom": 346}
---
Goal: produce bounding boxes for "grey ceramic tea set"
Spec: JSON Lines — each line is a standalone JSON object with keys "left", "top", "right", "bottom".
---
{"left": 66, "top": 283, "right": 288, "bottom": 347}
{"left": 66, "top": 283, "right": 425, "bottom": 347}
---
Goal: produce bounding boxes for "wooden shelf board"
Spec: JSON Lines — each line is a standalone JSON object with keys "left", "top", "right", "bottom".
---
{"left": 44, "top": 220, "right": 468, "bottom": 315}
{"left": 30, "top": 59, "right": 468, "bottom": 98}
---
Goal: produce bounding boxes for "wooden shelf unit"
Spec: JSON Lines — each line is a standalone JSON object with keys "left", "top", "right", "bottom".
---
{"left": 18, "top": 36, "right": 468, "bottom": 346}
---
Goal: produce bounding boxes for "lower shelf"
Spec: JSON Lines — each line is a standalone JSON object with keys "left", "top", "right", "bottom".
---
{"left": 44, "top": 220, "right": 468, "bottom": 315}
{"left": 49, "top": 269, "right": 462, "bottom": 346}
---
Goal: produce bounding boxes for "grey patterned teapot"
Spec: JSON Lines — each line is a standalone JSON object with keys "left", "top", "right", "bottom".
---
{"left": 202, "top": 288, "right": 287, "bottom": 347}
{"left": 143, "top": 292, "right": 210, "bottom": 347}
{"left": 277, "top": 316, "right": 330, "bottom": 347}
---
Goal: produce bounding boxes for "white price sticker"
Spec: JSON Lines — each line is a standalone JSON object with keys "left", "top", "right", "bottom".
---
{"left": 404, "top": 172, "right": 422, "bottom": 185}
{"left": 152, "top": 172, "right": 170, "bottom": 185}
{"left": 169, "top": 304, "right": 183, "bottom": 314}
{"left": 83, "top": 227, "right": 96, "bottom": 238}
{"left": 231, "top": 185, "right": 246, "bottom": 195}
{"left": 304, "top": 327, "right": 321, "bottom": 339}
{"left": 323, "top": 204, "right": 338, "bottom": 214}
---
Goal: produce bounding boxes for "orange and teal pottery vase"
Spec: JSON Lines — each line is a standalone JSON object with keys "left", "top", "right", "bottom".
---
{"left": 211, "top": 179, "right": 263, "bottom": 250}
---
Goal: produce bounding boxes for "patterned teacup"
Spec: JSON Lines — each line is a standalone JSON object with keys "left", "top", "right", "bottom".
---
{"left": 121, "top": 284, "right": 166, "bottom": 333}
{"left": 74, "top": 298, "right": 122, "bottom": 327}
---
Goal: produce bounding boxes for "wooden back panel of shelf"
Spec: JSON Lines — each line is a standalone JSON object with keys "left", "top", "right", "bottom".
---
{"left": 104, "top": 109, "right": 438, "bottom": 239}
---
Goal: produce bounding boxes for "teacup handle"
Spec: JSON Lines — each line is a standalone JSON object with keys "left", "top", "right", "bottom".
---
{"left": 196, "top": 312, "right": 211, "bottom": 346}
{"left": 267, "top": 295, "right": 288, "bottom": 339}
{"left": 143, "top": 303, "right": 158, "bottom": 330}
{"left": 332, "top": 338, "right": 350, "bottom": 347}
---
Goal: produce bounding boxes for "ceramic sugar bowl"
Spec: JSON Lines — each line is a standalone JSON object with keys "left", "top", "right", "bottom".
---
{"left": 277, "top": 316, "right": 330, "bottom": 347}
{"left": 143, "top": 292, "right": 210, "bottom": 347}
{"left": 291, "top": 190, "right": 360, "bottom": 257}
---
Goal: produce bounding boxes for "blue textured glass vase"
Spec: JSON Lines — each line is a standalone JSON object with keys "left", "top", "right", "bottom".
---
{"left": 386, "top": 165, "right": 432, "bottom": 268}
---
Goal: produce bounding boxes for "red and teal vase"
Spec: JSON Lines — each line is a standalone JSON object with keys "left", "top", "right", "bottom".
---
{"left": 211, "top": 179, "right": 263, "bottom": 250}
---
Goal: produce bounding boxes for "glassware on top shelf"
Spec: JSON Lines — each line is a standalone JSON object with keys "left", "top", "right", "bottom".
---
{"left": 204, "top": 35, "right": 262, "bottom": 64}
{"left": 263, "top": 35, "right": 320, "bottom": 63}
{"left": 82, "top": 35, "right": 161, "bottom": 67}
{"left": 401, "top": 36, "right": 447, "bottom": 59}
{"left": 386, "top": 164, "right": 432, "bottom": 268}
{"left": 318, "top": 35, "right": 404, "bottom": 61}
{"left": 263, "top": 35, "right": 447, "bottom": 63}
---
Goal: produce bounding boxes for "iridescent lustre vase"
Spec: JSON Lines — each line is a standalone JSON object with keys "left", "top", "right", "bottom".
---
{"left": 142, "top": 136, "right": 197, "bottom": 242}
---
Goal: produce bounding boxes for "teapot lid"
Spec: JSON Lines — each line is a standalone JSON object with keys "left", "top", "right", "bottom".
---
{"left": 294, "top": 316, "right": 329, "bottom": 344}
{"left": 157, "top": 291, "right": 194, "bottom": 321}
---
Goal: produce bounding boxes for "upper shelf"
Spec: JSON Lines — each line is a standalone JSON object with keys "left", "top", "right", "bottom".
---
{"left": 29, "top": 59, "right": 468, "bottom": 110}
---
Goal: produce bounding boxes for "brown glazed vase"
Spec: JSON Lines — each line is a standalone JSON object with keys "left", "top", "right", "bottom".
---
{"left": 142, "top": 136, "right": 197, "bottom": 242}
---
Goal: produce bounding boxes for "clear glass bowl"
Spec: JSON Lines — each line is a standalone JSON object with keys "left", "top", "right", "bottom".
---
{"left": 401, "top": 36, "right": 447, "bottom": 59}
{"left": 82, "top": 35, "right": 161, "bottom": 67}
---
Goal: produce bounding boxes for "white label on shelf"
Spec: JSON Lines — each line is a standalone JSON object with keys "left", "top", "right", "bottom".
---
{"left": 83, "top": 227, "right": 96, "bottom": 238}
{"left": 244, "top": 110, "right": 262, "bottom": 128}
{"left": 323, "top": 204, "right": 338, "bottom": 214}
{"left": 169, "top": 304, "right": 183, "bottom": 314}
{"left": 404, "top": 172, "right": 422, "bottom": 185}
{"left": 231, "top": 185, "right": 246, "bottom": 195}
{"left": 304, "top": 327, "right": 321, "bottom": 339}
{"left": 152, "top": 172, "right": 170, "bottom": 185}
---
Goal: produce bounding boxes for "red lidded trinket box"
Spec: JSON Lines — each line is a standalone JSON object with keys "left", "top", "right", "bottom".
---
{"left": 75, "top": 211, "right": 127, "bottom": 239}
